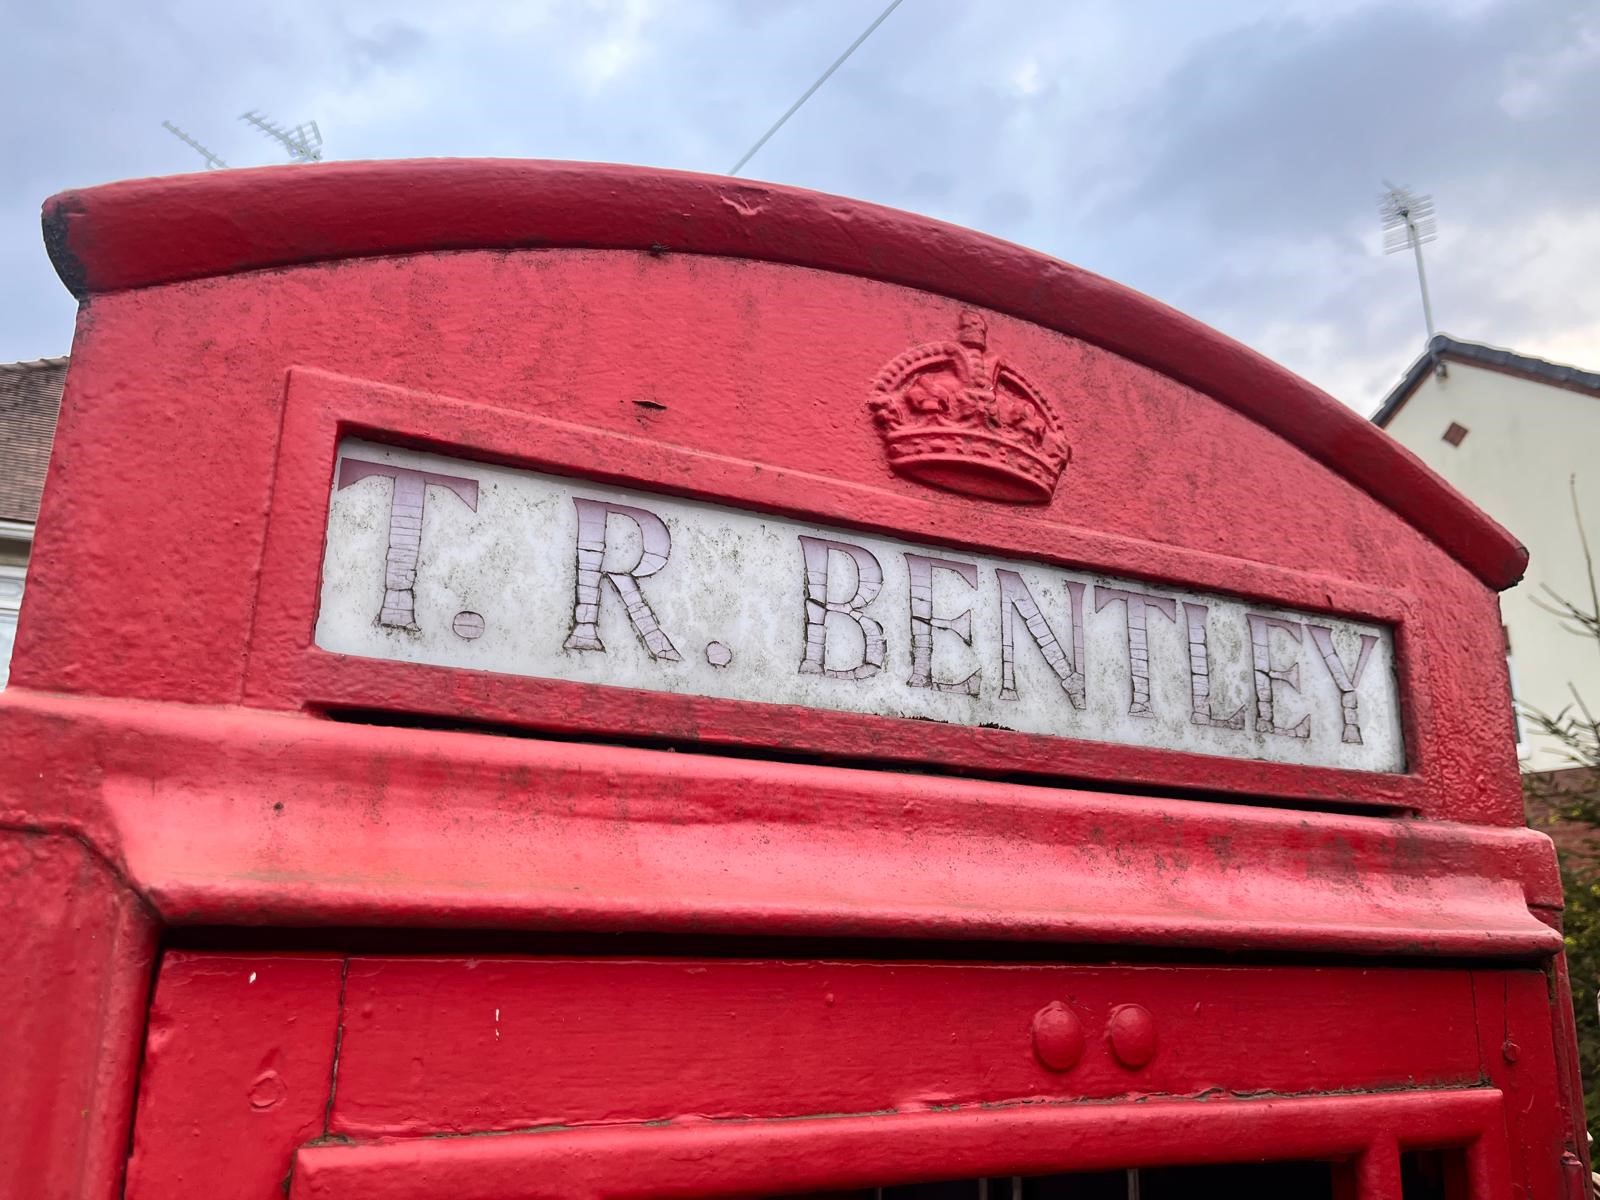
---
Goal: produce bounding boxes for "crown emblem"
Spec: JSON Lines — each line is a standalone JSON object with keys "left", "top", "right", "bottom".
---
{"left": 868, "top": 310, "right": 1071, "bottom": 504}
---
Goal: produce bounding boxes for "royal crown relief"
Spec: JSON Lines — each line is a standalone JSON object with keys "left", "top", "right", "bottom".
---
{"left": 869, "top": 311, "right": 1071, "bottom": 504}
{"left": 314, "top": 315, "right": 1403, "bottom": 772}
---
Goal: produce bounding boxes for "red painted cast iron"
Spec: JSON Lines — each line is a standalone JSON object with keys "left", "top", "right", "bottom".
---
{"left": 0, "top": 160, "right": 1583, "bottom": 1198}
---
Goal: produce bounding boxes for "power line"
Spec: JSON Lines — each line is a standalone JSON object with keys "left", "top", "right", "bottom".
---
{"left": 728, "top": 0, "right": 907, "bottom": 177}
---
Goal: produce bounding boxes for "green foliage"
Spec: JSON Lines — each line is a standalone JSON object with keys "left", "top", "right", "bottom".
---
{"left": 1561, "top": 860, "right": 1600, "bottom": 1122}
{"left": 1522, "top": 476, "right": 1600, "bottom": 1121}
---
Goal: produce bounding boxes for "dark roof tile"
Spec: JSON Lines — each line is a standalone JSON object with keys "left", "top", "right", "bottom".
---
{"left": 0, "top": 357, "right": 67, "bottom": 525}
{"left": 1373, "top": 335, "right": 1600, "bottom": 427}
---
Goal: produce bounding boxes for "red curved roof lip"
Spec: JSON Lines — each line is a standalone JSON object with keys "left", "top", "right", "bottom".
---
{"left": 40, "top": 157, "right": 1527, "bottom": 591}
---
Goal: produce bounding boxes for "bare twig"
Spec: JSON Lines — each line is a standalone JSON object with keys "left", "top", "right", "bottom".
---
{"left": 1574, "top": 475, "right": 1600, "bottom": 671}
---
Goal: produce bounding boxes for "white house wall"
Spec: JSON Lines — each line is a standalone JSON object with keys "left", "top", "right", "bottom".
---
{"left": 1382, "top": 362, "right": 1600, "bottom": 772}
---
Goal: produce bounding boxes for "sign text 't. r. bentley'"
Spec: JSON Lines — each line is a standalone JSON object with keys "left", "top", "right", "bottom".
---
{"left": 316, "top": 439, "right": 1404, "bottom": 772}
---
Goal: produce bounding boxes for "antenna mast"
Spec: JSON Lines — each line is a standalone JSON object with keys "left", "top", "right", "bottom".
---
{"left": 1379, "top": 182, "right": 1439, "bottom": 345}
{"left": 240, "top": 110, "right": 324, "bottom": 162}
{"left": 161, "top": 120, "right": 228, "bottom": 170}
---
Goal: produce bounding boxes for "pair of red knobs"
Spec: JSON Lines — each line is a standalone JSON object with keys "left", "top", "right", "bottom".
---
{"left": 1031, "top": 1001, "right": 1157, "bottom": 1072}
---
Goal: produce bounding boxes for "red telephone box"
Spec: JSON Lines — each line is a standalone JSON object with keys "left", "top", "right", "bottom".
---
{"left": 1, "top": 161, "right": 1586, "bottom": 1198}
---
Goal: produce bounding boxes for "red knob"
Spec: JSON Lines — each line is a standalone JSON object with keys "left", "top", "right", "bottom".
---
{"left": 1031, "top": 1001, "right": 1086, "bottom": 1072}
{"left": 1107, "top": 1003, "right": 1158, "bottom": 1069}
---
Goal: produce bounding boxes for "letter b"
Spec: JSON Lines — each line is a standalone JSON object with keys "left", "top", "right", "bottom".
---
{"left": 798, "top": 536, "right": 886, "bottom": 680}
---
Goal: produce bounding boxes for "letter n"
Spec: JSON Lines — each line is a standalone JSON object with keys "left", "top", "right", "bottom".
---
{"left": 997, "top": 569, "right": 1085, "bottom": 708}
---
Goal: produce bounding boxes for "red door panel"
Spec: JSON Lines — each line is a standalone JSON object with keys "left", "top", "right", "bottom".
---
{"left": 330, "top": 958, "right": 1482, "bottom": 1137}
{"left": 123, "top": 952, "right": 1529, "bottom": 1198}
{"left": 1473, "top": 969, "right": 1585, "bottom": 1198}
{"left": 124, "top": 952, "right": 344, "bottom": 1200}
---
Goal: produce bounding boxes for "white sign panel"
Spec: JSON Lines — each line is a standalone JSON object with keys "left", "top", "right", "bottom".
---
{"left": 316, "top": 439, "right": 1405, "bottom": 772}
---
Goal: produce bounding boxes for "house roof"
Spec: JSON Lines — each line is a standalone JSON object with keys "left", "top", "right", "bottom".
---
{"left": 1373, "top": 334, "right": 1600, "bottom": 428}
{"left": 0, "top": 356, "right": 67, "bottom": 526}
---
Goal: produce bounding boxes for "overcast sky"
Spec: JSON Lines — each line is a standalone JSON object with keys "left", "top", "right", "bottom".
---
{"left": 3, "top": 0, "right": 1596, "bottom": 413}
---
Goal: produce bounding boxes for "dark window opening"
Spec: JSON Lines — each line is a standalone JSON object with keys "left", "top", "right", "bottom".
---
{"left": 774, "top": 1149, "right": 1472, "bottom": 1198}
{"left": 773, "top": 1160, "right": 1335, "bottom": 1199}
{"left": 1400, "top": 1147, "right": 1471, "bottom": 1200}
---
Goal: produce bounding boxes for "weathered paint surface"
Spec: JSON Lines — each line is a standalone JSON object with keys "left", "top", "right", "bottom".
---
{"left": 327, "top": 958, "right": 1482, "bottom": 1136}
{"left": 124, "top": 954, "right": 343, "bottom": 1200}
{"left": 123, "top": 951, "right": 1538, "bottom": 1198}
{"left": 0, "top": 690, "right": 1563, "bottom": 954}
{"left": 35, "top": 161, "right": 1530, "bottom": 592}
{"left": 0, "top": 161, "right": 1583, "bottom": 1197}
{"left": 0, "top": 833, "right": 155, "bottom": 1200}
{"left": 289, "top": 1091, "right": 1515, "bottom": 1199}
{"left": 17, "top": 248, "right": 1526, "bottom": 819}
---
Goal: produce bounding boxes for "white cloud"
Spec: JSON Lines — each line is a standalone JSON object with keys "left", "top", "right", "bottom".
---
{"left": 1, "top": 0, "right": 1594, "bottom": 420}
{"left": 1009, "top": 58, "right": 1042, "bottom": 98}
{"left": 576, "top": 0, "right": 659, "bottom": 91}
{"left": 1499, "top": 17, "right": 1600, "bottom": 118}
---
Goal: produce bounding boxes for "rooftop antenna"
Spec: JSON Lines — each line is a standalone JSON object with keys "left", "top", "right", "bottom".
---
{"left": 161, "top": 120, "right": 228, "bottom": 170}
{"left": 1378, "top": 182, "right": 1439, "bottom": 347}
{"left": 240, "top": 110, "right": 324, "bottom": 162}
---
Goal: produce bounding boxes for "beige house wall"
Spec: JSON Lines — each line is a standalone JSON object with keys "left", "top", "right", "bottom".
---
{"left": 1381, "top": 362, "right": 1600, "bottom": 771}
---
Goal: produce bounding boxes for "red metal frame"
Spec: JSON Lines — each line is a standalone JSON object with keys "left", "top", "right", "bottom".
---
{"left": 288, "top": 1091, "right": 1512, "bottom": 1199}
{"left": 0, "top": 690, "right": 1561, "bottom": 952}
{"left": 324, "top": 957, "right": 1490, "bottom": 1136}
{"left": 0, "top": 833, "right": 156, "bottom": 1198}
{"left": 17, "top": 224, "right": 1529, "bottom": 826}
{"left": 42, "top": 161, "right": 1527, "bottom": 592}
{"left": 246, "top": 366, "right": 1434, "bottom": 811}
{"left": 6, "top": 161, "right": 1584, "bottom": 1199}
{"left": 128, "top": 951, "right": 1535, "bottom": 1199}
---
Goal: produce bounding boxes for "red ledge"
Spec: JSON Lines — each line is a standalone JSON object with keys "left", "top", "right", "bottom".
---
{"left": 42, "top": 159, "right": 1525, "bottom": 591}
{"left": 291, "top": 1091, "right": 1509, "bottom": 1199}
{"left": 0, "top": 689, "right": 1561, "bottom": 957}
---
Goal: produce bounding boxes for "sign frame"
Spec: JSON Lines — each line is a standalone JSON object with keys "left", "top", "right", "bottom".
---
{"left": 247, "top": 367, "right": 1430, "bottom": 812}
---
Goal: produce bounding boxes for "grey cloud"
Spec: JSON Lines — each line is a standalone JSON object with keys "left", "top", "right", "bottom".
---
{"left": 0, "top": 0, "right": 1594, "bottom": 413}
{"left": 1102, "top": 2, "right": 1600, "bottom": 237}
{"left": 344, "top": 20, "right": 429, "bottom": 74}
{"left": 1043, "top": 1, "right": 1600, "bottom": 405}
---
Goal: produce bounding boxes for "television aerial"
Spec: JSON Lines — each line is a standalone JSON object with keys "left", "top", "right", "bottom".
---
{"left": 160, "top": 120, "right": 228, "bottom": 170}
{"left": 239, "top": 110, "right": 324, "bottom": 162}
{"left": 161, "top": 110, "right": 325, "bottom": 170}
{"left": 1378, "top": 182, "right": 1439, "bottom": 346}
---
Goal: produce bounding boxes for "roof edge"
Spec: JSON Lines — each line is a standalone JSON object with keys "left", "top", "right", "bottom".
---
{"left": 1374, "top": 333, "right": 1600, "bottom": 428}
{"left": 41, "top": 158, "right": 1529, "bottom": 591}
{"left": 0, "top": 356, "right": 70, "bottom": 373}
{"left": 1371, "top": 340, "right": 1447, "bottom": 429}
